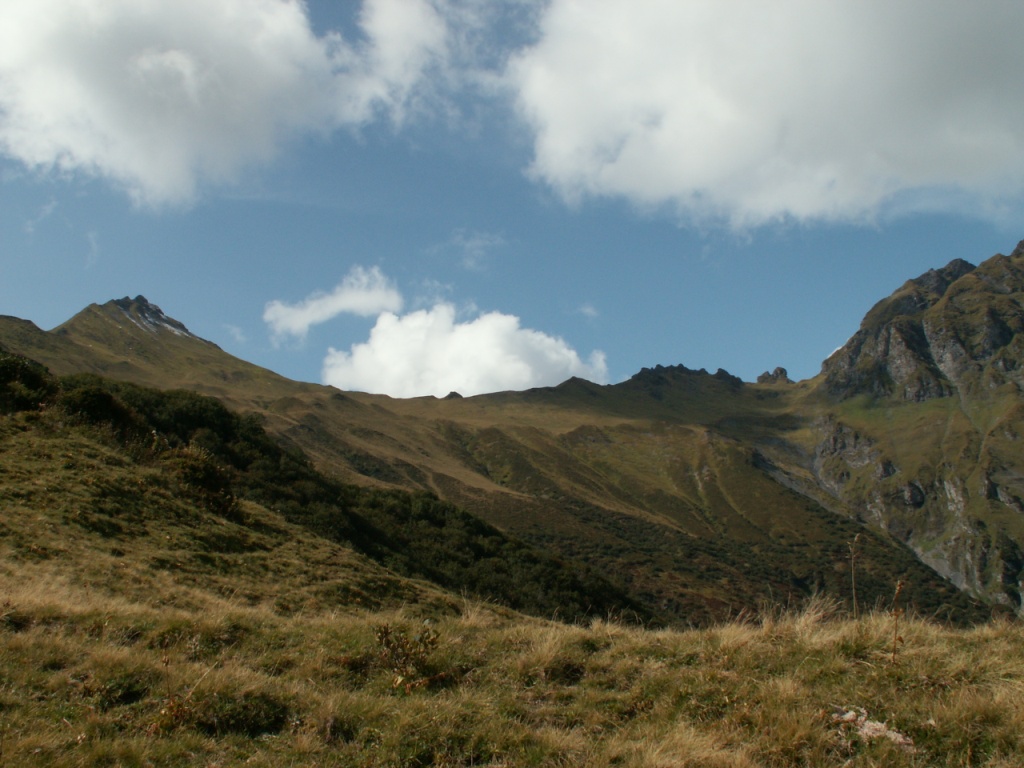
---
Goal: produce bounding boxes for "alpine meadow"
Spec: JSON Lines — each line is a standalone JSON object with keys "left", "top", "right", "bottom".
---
{"left": 3, "top": 239, "right": 1024, "bottom": 766}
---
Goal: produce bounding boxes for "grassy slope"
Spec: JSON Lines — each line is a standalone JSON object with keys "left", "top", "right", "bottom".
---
{"left": 0, "top": 354, "right": 641, "bottom": 625}
{"left": 812, "top": 389, "right": 1024, "bottom": 602}
{"left": 0, "top": 307, "right": 987, "bottom": 624}
{"left": 1, "top": 358, "right": 1022, "bottom": 766}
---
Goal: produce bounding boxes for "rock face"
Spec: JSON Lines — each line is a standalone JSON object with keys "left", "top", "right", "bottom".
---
{"left": 812, "top": 241, "right": 1024, "bottom": 610}
{"left": 822, "top": 241, "right": 1024, "bottom": 401}
{"left": 110, "top": 295, "right": 198, "bottom": 338}
{"left": 757, "top": 367, "right": 792, "bottom": 384}
{"left": 821, "top": 259, "right": 975, "bottom": 400}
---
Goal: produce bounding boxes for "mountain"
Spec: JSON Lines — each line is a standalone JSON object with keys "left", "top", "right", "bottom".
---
{"left": 0, "top": 354, "right": 643, "bottom": 624}
{"left": 5, "top": 382, "right": 1021, "bottom": 765}
{"left": 2, "top": 295, "right": 304, "bottom": 409}
{"left": 813, "top": 240, "right": 1024, "bottom": 610}
{"left": 6, "top": 240, "right": 1024, "bottom": 622}
{"left": 822, "top": 240, "right": 1024, "bottom": 401}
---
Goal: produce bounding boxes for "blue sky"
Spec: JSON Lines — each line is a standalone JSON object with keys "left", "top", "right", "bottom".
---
{"left": 1, "top": 0, "right": 1022, "bottom": 397}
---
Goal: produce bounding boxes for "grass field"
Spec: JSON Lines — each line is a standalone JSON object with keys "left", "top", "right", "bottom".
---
{"left": 1, "top": 413, "right": 1021, "bottom": 768}
{"left": 2, "top": 578, "right": 1021, "bottom": 767}
{"left": 2, "top": 350, "right": 1021, "bottom": 766}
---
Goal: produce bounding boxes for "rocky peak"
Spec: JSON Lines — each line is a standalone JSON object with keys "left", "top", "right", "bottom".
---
{"left": 860, "top": 258, "right": 976, "bottom": 331}
{"left": 627, "top": 364, "right": 743, "bottom": 391}
{"left": 912, "top": 258, "right": 975, "bottom": 296}
{"left": 821, "top": 243, "right": 1024, "bottom": 401}
{"left": 108, "top": 296, "right": 196, "bottom": 338}
{"left": 757, "top": 367, "right": 792, "bottom": 384}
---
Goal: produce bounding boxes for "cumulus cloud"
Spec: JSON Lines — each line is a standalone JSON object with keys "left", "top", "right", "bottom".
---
{"left": 0, "top": 0, "right": 447, "bottom": 206}
{"left": 322, "top": 303, "right": 608, "bottom": 398}
{"left": 263, "top": 266, "right": 402, "bottom": 344}
{"left": 507, "top": 0, "right": 1024, "bottom": 225}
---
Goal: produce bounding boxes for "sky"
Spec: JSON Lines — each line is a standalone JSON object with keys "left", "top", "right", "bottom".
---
{"left": 1, "top": 0, "right": 1023, "bottom": 398}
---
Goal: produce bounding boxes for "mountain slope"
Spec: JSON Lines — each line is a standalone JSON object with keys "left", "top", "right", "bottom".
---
{"left": 0, "top": 352, "right": 642, "bottom": 623}
{"left": 9, "top": 241, "right": 1024, "bottom": 622}
{"left": 809, "top": 241, "right": 1024, "bottom": 610}
{"left": 822, "top": 240, "right": 1024, "bottom": 401}
{"left": 3, "top": 415, "right": 1021, "bottom": 768}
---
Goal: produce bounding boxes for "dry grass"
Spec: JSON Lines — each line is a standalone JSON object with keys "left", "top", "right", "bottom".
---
{"left": 1, "top": 409, "right": 1022, "bottom": 766}
{"left": 2, "top": 575, "right": 1022, "bottom": 767}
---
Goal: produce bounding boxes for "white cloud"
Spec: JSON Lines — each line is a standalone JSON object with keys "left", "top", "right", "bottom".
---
{"left": 0, "top": 0, "right": 448, "bottom": 206}
{"left": 322, "top": 303, "right": 608, "bottom": 398}
{"left": 350, "top": 0, "right": 448, "bottom": 123}
{"left": 263, "top": 266, "right": 402, "bottom": 344}
{"left": 507, "top": 0, "right": 1024, "bottom": 225}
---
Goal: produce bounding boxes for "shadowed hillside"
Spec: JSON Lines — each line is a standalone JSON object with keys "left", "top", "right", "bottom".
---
{"left": 2, "top": 356, "right": 1023, "bottom": 765}
{"left": 0, "top": 331, "right": 984, "bottom": 625}
{"left": 4, "top": 242, "right": 1024, "bottom": 620}
{"left": 0, "top": 352, "right": 640, "bottom": 624}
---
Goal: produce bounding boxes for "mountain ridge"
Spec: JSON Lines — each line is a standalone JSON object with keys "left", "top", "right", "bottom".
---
{"left": 4, "top": 240, "right": 1024, "bottom": 620}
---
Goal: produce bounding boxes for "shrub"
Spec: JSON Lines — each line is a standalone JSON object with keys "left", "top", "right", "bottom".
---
{"left": 0, "top": 351, "right": 56, "bottom": 413}
{"left": 57, "top": 384, "right": 143, "bottom": 439}
{"left": 162, "top": 444, "right": 238, "bottom": 519}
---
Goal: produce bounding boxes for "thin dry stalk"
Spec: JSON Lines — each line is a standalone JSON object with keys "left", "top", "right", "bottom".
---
{"left": 890, "top": 580, "right": 905, "bottom": 665}
{"left": 849, "top": 533, "right": 861, "bottom": 620}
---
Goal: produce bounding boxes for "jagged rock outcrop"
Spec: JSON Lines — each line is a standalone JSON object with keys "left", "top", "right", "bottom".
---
{"left": 822, "top": 241, "right": 1024, "bottom": 402}
{"left": 811, "top": 242, "right": 1024, "bottom": 610}
{"left": 813, "top": 414, "right": 1024, "bottom": 608}
{"left": 821, "top": 259, "right": 975, "bottom": 400}
{"left": 757, "top": 367, "right": 792, "bottom": 384}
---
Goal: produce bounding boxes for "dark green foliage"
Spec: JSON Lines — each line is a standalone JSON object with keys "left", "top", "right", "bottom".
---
{"left": 0, "top": 349, "right": 57, "bottom": 413}
{"left": 59, "top": 374, "right": 278, "bottom": 467}
{"left": 162, "top": 445, "right": 238, "bottom": 518}
{"left": 375, "top": 622, "right": 439, "bottom": 681}
{"left": 9, "top": 357, "right": 641, "bottom": 624}
{"left": 57, "top": 384, "right": 145, "bottom": 438}
{"left": 332, "top": 489, "right": 645, "bottom": 622}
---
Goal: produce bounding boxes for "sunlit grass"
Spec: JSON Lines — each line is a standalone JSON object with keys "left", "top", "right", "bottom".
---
{"left": 2, "top": 577, "right": 1022, "bottom": 767}
{"left": 2, "top": 366, "right": 1021, "bottom": 766}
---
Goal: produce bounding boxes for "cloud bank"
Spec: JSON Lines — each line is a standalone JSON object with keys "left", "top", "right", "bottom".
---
{"left": 322, "top": 303, "right": 608, "bottom": 398}
{"left": 0, "top": 0, "right": 447, "bottom": 206}
{"left": 4, "top": 1, "right": 1022, "bottom": 225}
{"left": 508, "top": 0, "right": 1024, "bottom": 225}
{"left": 263, "top": 266, "right": 402, "bottom": 344}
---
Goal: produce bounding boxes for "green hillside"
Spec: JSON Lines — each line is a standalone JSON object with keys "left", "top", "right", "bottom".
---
{"left": 5, "top": 243, "right": 1024, "bottom": 619}
{"left": 0, "top": 351, "right": 639, "bottom": 624}
{"left": 0, "top": 315, "right": 984, "bottom": 624}
{"left": 2, "top": 352, "right": 1022, "bottom": 766}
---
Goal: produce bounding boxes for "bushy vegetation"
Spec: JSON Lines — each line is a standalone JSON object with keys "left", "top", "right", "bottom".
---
{"left": 5, "top": 354, "right": 640, "bottom": 624}
{"left": 0, "top": 348, "right": 57, "bottom": 414}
